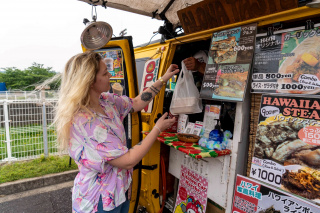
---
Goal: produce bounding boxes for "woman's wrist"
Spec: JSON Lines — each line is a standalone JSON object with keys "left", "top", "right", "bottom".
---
{"left": 153, "top": 126, "right": 161, "bottom": 134}
{"left": 158, "top": 77, "right": 167, "bottom": 86}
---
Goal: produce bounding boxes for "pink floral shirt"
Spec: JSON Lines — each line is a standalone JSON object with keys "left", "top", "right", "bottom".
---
{"left": 69, "top": 93, "right": 133, "bottom": 213}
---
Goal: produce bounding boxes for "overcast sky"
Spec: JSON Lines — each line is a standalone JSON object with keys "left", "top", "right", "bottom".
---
{"left": 0, "top": 0, "right": 163, "bottom": 73}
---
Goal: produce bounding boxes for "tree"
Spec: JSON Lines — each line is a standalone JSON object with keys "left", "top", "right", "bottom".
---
{"left": 0, "top": 63, "right": 60, "bottom": 91}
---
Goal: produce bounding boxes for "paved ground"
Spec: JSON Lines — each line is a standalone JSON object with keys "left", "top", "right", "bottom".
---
{"left": 0, "top": 181, "right": 73, "bottom": 213}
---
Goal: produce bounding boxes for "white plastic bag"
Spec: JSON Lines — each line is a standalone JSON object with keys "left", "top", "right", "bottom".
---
{"left": 170, "top": 61, "right": 203, "bottom": 115}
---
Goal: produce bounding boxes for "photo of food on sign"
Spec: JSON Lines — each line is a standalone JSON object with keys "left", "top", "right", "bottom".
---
{"left": 213, "top": 64, "right": 249, "bottom": 99}
{"left": 252, "top": 26, "right": 320, "bottom": 94}
{"left": 97, "top": 49, "right": 124, "bottom": 79}
{"left": 250, "top": 94, "right": 320, "bottom": 203}
{"left": 210, "top": 36, "right": 238, "bottom": 64}
{"left": 200, "top": 23, "right": 257, "bottom": 102}
{"left": 278, "top": 33, "right": 320, "bottom": 94}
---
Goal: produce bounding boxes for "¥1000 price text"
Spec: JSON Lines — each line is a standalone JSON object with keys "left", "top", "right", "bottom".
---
{"left": 254, "top": 168, "right": 282, "bottom": 185}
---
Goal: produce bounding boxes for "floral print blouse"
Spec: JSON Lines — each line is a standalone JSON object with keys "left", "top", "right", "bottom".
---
{"left": 69, "top": 93, "right": 133, "bottom": 213}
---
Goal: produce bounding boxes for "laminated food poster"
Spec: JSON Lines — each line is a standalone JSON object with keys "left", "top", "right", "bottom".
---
{"left": 232, "top": 175, "right": 320, "bottom": 213}
{"left": 200, "top": 23, "right": 257, "bottom": 102}
{"left": 173, "top": 165, "right": 208, "bottom": 213}
{"left": 97, "top": 49, "right": 124, "bottom": 79}
{"left": 250, "top": 94, "right": 320, "bottom": 204}
{"left": 97, "top": 49, "right": 126, "bottom": 95}
{"left": 252, "top": 26, "right": 320, "bottom": 94}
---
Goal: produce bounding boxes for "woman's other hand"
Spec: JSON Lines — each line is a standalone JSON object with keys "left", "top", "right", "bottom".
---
{"left": 155, "top": 112, "right": 176, "bottom": 132}
{"left": 162, "top": 64, "right": 179, "bottom": 82}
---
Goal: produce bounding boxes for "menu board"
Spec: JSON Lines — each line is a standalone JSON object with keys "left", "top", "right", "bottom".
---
{"left": 200, "top": 23, "right": 257, "bottom": 102}
{"left": 173, "top": 165, "right": 208, "bottom": 213}
{"left": 250, "top": 94, "right": 320, "bottom": 204}
{"left": 232, "top": 175, "right": 320, "bottom": 213}
{"left": 252, "top": 26, "right": 320, "bottom": 94}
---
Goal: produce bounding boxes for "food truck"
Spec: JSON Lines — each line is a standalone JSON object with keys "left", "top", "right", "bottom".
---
{"left": 79, "top": 0, "right": 320, "bottom": 212}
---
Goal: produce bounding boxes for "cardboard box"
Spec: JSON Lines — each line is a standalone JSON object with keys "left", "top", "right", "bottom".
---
{"left": 177, "top": 114, "right": 188, "bottom": 133}
{"left": 206, "top": 199, "right": 225, "bottom": 213}
{"left": 203, "top": 105, "right": 221, "bottom": 136}
{"left": 193, "top": 121, "right": 203, "bottom": 136}
{"left": 184, "top": 122, "right": 195, "bottom": 134}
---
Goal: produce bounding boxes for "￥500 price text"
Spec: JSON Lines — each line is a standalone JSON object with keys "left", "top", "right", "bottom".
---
{"left": 202, "top": 82, "right": 217, "bottom": 88}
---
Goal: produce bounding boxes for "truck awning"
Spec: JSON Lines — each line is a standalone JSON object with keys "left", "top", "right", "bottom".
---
{"left": 78, "top": 0, "right": 203, "bottom": 26}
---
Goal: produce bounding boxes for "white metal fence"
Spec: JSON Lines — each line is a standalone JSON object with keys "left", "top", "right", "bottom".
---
{"left": 0, "top": 91, "right": 60, "bottom": 161}
{"left": 0, "top": 91, "right": 58, "bottom": 101}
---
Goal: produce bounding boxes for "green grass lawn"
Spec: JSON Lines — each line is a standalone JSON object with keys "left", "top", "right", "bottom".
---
{"left": 0, "top": 124, "right": 57, "bottom": 160}
{"left": 0, "top": 155, "right": 78, "bottom": 184}
{"left": 0, "top": 124, "right": 79, "bottom": 184}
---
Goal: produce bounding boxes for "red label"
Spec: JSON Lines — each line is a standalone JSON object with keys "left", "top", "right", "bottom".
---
{"left": 179, "top": 187, "right": 187, "bottom": 201}
{"left": 298, "top": 126, "right": 320, "bottom": 145}
{"left": 166, "top": 111, "right": 178, "bottom": 133}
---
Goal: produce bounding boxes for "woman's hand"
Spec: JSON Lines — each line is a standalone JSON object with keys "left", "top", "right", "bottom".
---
{"left": 154, "top": 112, "right": 176, "bottom": 132}
{"left": 162, "top": 64, "right": 179, "bottom": 82}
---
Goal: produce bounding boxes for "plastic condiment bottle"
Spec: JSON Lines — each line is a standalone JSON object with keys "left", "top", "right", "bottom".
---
{"left": 208, "top": 120, "right": 223, "bottom": 143}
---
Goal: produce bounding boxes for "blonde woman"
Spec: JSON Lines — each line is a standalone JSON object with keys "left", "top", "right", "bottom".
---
{"left": 54, "top": 51, "right": 179, "bottom": 213}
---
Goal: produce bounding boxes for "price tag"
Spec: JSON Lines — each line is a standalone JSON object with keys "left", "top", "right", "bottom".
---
{"left": 252, "top": 73, "right": 293, "bottom": 80}
{"left": 280, "top": 83, "right": 315, "bottom": 90}
{"left": 250, "top": 157, "right": 285, "bottom": 187}
{"left": 202, "top": 82, "right": 217, "bottom": 89}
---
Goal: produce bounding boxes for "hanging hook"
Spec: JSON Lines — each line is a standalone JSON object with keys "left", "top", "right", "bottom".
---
{"left": 267, "top": 27, "right": 274, "bottom": 37}
{"left": 92, "top": 5, "right": 97, "bottom": 22}
{"left": 305, "top": 20, "right": 314, "bottom": 30}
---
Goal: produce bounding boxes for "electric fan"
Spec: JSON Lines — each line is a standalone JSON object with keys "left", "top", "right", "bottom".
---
{"left": 80, "top": 17, "right": 113, "bottom": 50}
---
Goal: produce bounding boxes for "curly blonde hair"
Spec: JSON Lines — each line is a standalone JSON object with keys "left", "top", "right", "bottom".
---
{"left": 54, "top": 51, "right": 101, "bottom": 150}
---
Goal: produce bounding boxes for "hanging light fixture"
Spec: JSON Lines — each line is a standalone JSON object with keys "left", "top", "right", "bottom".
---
{"left": 80, "top": 5, "right": 113, "bottom": 50}
{"left": 307, "top": 0, "right": 320, "bottom": 8}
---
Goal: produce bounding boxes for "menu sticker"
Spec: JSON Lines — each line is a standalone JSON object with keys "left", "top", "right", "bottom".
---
{"left": 250, "top": 94, "right": 320, "bottom": 204}
{"left": 252, "top": 26, "right": 320, "bottom": 94}
{"left": 200, "top": 23, "right": 257, "bottom": 102}
{"left": 232, "top": 175, "right": 320, "bottom": 213}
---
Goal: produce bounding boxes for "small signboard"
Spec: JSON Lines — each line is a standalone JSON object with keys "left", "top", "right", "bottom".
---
{"left": 250, "top": 94, "right": 320, "bottom": 204}
{"left": 252, "top": 26, "right": 320, "bottom": 94}
{"left": 200, "top": 23, "right": 257, "bottom": 102}
{"left": 177, "top": 0, "right": 297, "bottom": 35}
{"left": 232, "top": 175, "right": 320, "bottom": 213}
{"left": 173, "top": 165, "right": 208, "bottom": 213}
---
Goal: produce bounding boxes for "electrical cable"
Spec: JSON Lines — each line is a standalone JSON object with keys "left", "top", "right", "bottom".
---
{"left": 164, "top": 27, "right": 188, "bottom": 44}
{"left": 135, "top": 32, "right": 160, "bottom": 48}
